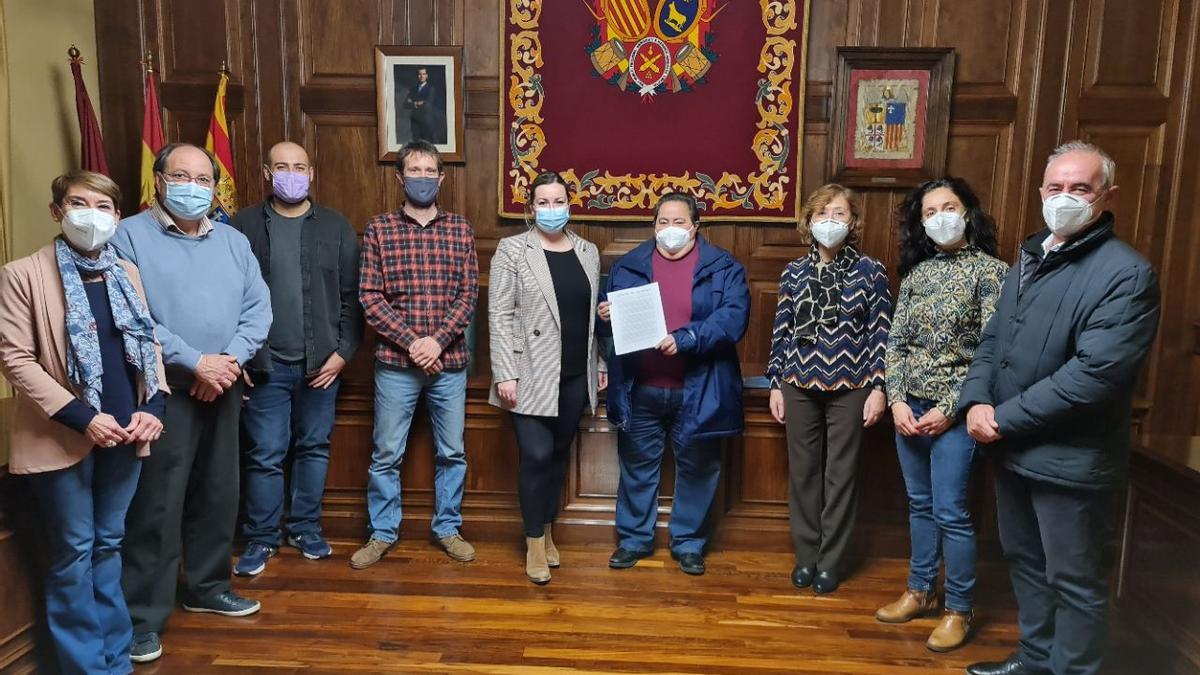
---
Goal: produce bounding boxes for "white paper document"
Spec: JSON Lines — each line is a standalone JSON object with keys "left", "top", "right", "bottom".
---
{"left": 608, "top": 282, "right": 669, "bottom": 355}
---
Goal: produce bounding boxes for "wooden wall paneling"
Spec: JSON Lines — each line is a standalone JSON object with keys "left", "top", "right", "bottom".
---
{"left": 94, "top": 0, "right": 147, "bottom": 216}
{"left": 86, "top": 0, "right": 1200, "bottom": 556}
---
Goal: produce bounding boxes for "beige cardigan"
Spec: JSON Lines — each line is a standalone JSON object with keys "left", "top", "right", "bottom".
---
{"left": 0, "top": 244, "right": 168, "bottom": 474}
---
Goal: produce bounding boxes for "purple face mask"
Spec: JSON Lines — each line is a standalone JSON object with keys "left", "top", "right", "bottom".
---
{"left": 271, "top": 171, "right": 310, "bottom": 204}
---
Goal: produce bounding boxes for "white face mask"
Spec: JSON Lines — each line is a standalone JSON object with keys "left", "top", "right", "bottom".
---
{"left": 61, "top": 208, "right": 118, "bottom": 252}
{"left": 922, "top": 211, "right": 967, "bottom": 248}
{"left": 809, "top": 219, "right": 849, "bottom": 249}
{"left": 1041, "top": 192, "right": 1097, "bottom": 237}
{"left": 655, "top": 225, "right": 693, "bottom": 254}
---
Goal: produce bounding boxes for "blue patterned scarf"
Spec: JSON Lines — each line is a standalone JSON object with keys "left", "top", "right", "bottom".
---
{"left": 54, "top": 237, "right": 160, "bottom": 411}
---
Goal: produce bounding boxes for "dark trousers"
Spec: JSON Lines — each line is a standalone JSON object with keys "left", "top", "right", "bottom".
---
{"left": 615, "top": 385, "right": 721, "bottom": 556}
{"left": 122, "top": 379, "right": 243, "bottom": 634}
{"left": 783, "top": 384, "right": 870, "bottom": 574}
{"left": 510, "top": 373, "right": 588, "bottom": 538}
{"left": 241, "top": 359, "right": 341, "bottom": 545}
{"left": 995, "top": 464, "right": 1113, "bottom": 675}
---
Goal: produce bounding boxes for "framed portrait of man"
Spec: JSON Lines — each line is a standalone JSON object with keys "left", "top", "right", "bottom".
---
{"left": 375, "top": 45, "right": 464, "bottom": 162}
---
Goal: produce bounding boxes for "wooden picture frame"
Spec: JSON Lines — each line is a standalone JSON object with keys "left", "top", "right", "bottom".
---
{"left": 828, "top": 47, "right": 955, "bottom": 187}
{"left": 374, "top": 45, "right": 465, "bottom": 163}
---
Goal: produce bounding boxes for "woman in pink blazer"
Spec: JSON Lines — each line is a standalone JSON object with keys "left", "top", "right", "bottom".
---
{"left": 0, "top": 171, "right": 168, "bottom": 673}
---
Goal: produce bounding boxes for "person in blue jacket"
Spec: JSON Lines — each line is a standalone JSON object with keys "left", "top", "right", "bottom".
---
{"left": 597, "top": 192, "right": 750, "bottom": 576}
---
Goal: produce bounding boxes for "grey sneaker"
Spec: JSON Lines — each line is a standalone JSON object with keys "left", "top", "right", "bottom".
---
{"left": 350, "top": 538, "right": 393, "bottom": 569}
{"left": 438, "top": 533, "right": 476, "bottom": 562}
{"left": 130, "top": 632, "right": 162, "bottom": 663}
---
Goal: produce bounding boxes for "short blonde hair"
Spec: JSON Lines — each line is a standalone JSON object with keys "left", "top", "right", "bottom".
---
{"left": 51, "top": 170, "right": 122, "bottom": 206}
{"left": 797, "top": 183, "right": 861, "bottom": 246}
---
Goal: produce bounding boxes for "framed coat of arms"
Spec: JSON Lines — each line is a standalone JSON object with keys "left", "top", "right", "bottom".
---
{"left": 828, "top": 47, "right": 956, "bottom": 188}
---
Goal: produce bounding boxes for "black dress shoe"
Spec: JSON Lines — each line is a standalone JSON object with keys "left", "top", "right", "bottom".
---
{"left": 966, "top": 653, "right": 1045, "bottom": 675}
{"left": 812, "top": 570, "right": 839, "bottom": 594}
{"left": 673, "top": 551, "right": 705, "bottom": 575}
{"left": 608, "top": 547, "right": 651, "bottom": 569}
{"left": 791, "top": 565, "right": 815, "bottom": 588}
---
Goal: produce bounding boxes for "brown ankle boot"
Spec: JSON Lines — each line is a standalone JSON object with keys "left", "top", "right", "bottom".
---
{"left": 543, "top": 523, "right": 560, "bottom": 568}
{"left": 874, "top": 589, "right": 939, "bottom": 623}
{"left": 525, "top": 536, "right": 551, "bottom": 585}
{"left": 926, "top": 609, "right": 973, "bottom": 652}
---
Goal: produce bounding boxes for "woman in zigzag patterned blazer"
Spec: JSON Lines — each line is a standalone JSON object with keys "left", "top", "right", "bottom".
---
{"left": 488, "top": 171, "right": 606, "bottom": 585}
{"left": 767, "top": 183, "right": 892, "bottom": 596}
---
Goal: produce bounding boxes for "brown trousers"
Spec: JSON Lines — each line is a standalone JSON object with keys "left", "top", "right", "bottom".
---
{"left": 783, "top": 383, "right": 871, "bottom": 574}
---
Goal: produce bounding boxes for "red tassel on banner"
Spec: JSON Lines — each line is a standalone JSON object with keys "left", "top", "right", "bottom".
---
{"left": 68, "top": 45, "right": 110, "bottom": 176}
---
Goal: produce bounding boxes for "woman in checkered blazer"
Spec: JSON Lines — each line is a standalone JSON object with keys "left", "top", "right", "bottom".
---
{"left": 488, "top": 171, "right": 607, "bottom": 585}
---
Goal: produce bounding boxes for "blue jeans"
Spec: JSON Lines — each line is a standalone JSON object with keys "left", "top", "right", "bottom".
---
{"left": 29, "top": 446, "right": 141, "bottom": 675}
{"left": 241, "top": 359, "right": 341, "bottom": 545}
{"left": 615, "top": 385, "right": 721, "bottom": 555}
{"left": 895, "top": 397, "right": 977, "bottom": 612}
{"left": 368, "top": 365, "right": 468, "bottom": 541}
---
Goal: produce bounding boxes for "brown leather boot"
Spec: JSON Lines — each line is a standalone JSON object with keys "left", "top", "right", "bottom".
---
{"left": 543, "top": 523, "right": 560, "bottom": 568}
{"left": 525, "top": 536, "right": 551, "bottom": 585}
{"left": 926, "top": 609, "right": 973, "bottom": 652}
{"left": 874, "top": 589, "right": 939, "bottom": 623}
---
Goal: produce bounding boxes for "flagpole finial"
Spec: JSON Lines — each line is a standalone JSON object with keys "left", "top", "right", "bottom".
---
{"left": 218, "top": 60, "right": 230, "bottom": 75}
{"left": 142, "top": 51, "right": 155, "bottom": 73}
{"left": 68, "top": 45, "right": 83, "bottom": 63}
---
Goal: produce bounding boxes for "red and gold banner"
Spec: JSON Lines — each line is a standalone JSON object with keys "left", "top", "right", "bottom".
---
{"left": 500, "top": 0, "right": 809, "bottom": 221}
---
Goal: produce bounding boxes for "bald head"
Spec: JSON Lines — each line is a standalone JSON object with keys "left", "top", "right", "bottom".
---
{"left": 266, "top": 142, "right": 310, "bottom": 169}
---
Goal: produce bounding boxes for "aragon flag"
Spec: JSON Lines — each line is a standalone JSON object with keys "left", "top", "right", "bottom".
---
{"left": 205, "top": 68, "right": 237, "bottom": 222}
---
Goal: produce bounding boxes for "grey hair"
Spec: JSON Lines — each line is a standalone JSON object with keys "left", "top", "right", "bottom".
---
{"left": 1046, "top": 141, "right": 1116, "bottom": 189}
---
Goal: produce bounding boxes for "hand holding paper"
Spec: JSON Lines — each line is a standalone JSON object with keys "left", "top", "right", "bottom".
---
{"left": 608, "top": 282, "right": 669, "bottom": 355}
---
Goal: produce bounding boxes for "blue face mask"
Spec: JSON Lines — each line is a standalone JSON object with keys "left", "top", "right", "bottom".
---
{"left": 162, "top": 181, "right": 213, "bottom": 220}
{"left": 403, "top": 176, "right": 440, "bottom": 207}
{"left": 534, "top": 206, "right": 569, "bottom": 233}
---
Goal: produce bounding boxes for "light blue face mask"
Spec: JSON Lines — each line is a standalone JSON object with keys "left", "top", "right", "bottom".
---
{"left": 534, "top": 205, "right": 569, "bottom": 233}
{"left": 163, "top": 181, "right": 214, "bottom": 221}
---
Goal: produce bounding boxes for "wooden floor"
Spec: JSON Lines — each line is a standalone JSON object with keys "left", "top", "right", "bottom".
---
{"left": 135, "top": 541, "right": 1180, "bottom": 674}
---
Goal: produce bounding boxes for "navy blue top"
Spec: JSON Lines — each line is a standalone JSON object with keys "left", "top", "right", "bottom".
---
{"left": 52, "top": 280, "right": 166, "bottom": 437}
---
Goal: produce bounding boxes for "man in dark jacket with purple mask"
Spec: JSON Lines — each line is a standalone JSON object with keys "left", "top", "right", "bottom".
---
{"left": 229, "top": 141, "right": 362, "bottom": 577}
{"left": 960, "top": 141, "right": 1160, "bottom": 675}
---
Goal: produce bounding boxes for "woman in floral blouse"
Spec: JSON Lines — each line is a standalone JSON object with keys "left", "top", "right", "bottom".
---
{"left": 875, "top": 177, "right": 1008, "bottom": 652}
{"left": 767, "top": 184, "right": 891, "bottom": 595}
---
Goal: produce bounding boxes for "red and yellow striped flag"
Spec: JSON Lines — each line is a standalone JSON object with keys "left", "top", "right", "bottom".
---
{"left": 138, "top": 61, "right": 164, "bottom": 210}
{"left": 205, "top": 69, "right": 237, "bottom": 222}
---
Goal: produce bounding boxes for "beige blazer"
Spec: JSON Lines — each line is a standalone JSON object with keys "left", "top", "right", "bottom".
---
{"left": 0, "top": 244, "right": 168, "bottom": 474}
{"left": 488, "top": 229, "right": 603, "bottom": 416}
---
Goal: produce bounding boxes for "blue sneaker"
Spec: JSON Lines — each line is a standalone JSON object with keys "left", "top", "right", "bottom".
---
{"left": 235, "top": 542, "right": 276, "bottom": 577}
{"left": 130, "top": 632, "right": 162, "bottom": 663}
{"left": 288, "top": 532, "right": 332, "bottom": 560}
{"left": 182, "top": 591, "right": 261, "bottom": 617}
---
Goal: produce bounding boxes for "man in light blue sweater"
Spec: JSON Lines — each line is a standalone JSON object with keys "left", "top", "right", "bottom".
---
{"left": 111, "top": 143, "right": 271, "bottom": 664}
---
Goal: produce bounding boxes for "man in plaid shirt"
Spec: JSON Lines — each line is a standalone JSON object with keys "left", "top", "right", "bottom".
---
{"left": 351, "top": 140, "right": 480, "bottom": 569}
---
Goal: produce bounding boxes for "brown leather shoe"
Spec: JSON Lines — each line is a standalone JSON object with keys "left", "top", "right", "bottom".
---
{"left": 438, "top": 534, "right": 476, "bottom": 562}
{"left": 926, "top": 609, "right": 973, "bottom": 652}
{"left": 349, "top": 538, "right": 392, "bottom": 570}
{"left": 874, "top": 588, "right": 939, "bottom": 623}
{"left": 543, "top": 523, "right": 560, "bottom": 568}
